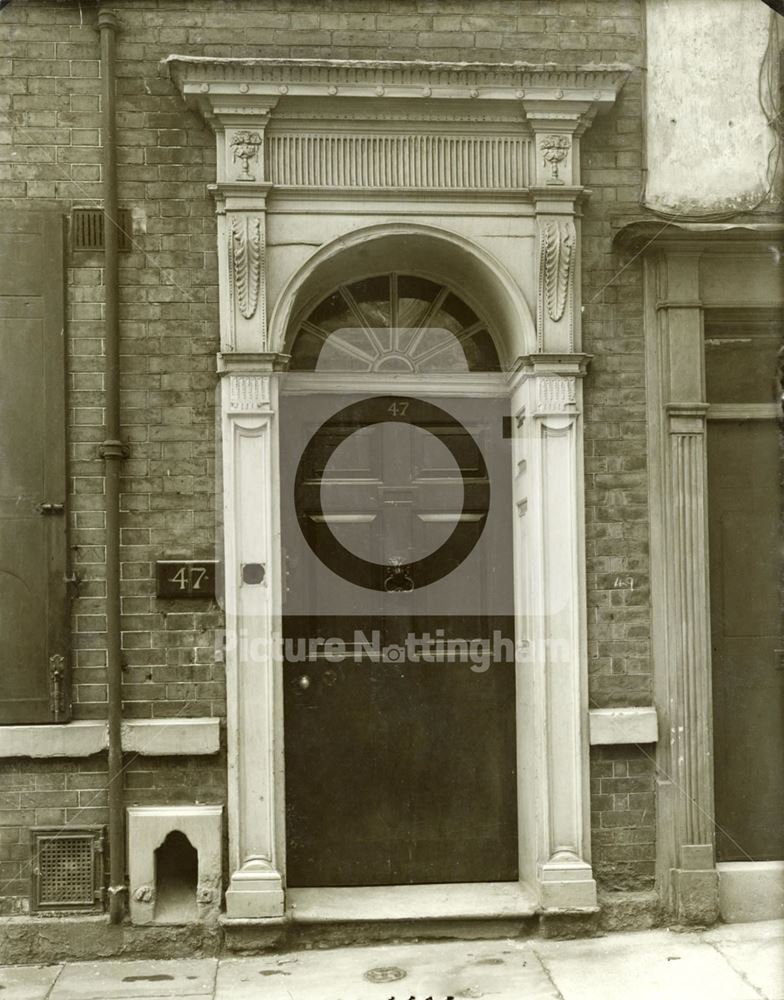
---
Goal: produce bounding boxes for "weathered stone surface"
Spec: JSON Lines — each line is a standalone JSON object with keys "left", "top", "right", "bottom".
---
{"left": 0, "top": 917, "right": 222, "bottom": 966}
{"left": 538, "top": 912, "right": 602, "bottom": 941}
{"left": 50, "top": 958, "right": 216, "bottom": 999}
{"left": 703, "top": 919, "right": 784, "bottom": 1000}
{"left": 674, "top": 869, "right": 720, "bottom": 927}
{"left": 598, "top": 890, "right": 661, "bottom": 932}
{"left": 532, "top": 928, "right": 761, "bottom": 1000}
{"left": 216, "top": 940, "right": 558, "bottom": 1000}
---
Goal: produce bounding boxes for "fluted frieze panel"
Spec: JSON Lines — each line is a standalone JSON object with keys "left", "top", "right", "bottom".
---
{"left": 227, "top": 374, "right": 271, "bottom": 414}
{"left": 266, "top": 132, "right": 530, "bottom": 190}
{"left": 535, "top": 374, "right": 577, "bottom": 415}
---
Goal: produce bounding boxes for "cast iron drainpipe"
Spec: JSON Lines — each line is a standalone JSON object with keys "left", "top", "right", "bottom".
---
{"left": 97, "top": 7, "right": 128, "bottom": 924}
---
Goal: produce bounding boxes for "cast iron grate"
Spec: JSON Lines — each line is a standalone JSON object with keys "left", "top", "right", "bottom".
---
{"left": 71, "top": 207, "right": 132, "bottom": 251}
{"left": 30, "top": 826, "right": 105, "bottom": 913}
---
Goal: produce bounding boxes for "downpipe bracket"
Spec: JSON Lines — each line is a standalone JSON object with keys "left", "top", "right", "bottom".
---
{"left": 99, "top": 439, "right": 130, "bottom": 460}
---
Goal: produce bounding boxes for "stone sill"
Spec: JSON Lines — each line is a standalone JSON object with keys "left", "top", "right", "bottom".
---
{"left": 589, "top": 707, "right": 658, "bottom": 745}
{"left": 0, "top": 718, "right": 220, "bottom": 759}
{"left": 718, "top": 861, "right": 784, "bottom": 923}
{"left": 0, "top": 712, "right": 652, "bottom": 756}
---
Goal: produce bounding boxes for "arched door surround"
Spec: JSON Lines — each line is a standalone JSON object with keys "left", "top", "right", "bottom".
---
{"left": 168, "top": 56, "right": 629, "bottom": 921}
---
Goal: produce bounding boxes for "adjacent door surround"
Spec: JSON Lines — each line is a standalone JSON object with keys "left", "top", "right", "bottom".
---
{"left": 623, "top": 221, "right": 784, "bottom": 924}
{"left": 168, "top": 56, "right": 628, "bottom": 921}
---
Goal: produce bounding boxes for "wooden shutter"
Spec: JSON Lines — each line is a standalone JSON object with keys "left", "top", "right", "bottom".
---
{"left": 0, "top": 211, "right": 69, "bottom": 723}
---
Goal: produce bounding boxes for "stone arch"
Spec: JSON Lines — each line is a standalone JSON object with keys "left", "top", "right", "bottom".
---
{"left": 268, "top": 222, "right": 537, "bottom": 368}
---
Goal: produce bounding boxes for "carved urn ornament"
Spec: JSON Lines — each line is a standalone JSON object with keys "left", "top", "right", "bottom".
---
{"left": 541, "top": 134, "right": 571, "bottom": 184}
{"left": 230, "top": 130, "right": 263, "bottom": 181}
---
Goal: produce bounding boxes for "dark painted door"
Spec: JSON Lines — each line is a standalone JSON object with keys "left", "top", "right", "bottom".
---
{"left": 708, "top": 419, "right": 783, "bottom": 860}
{"left": 0, "top": 212, "right": 69, "bottom": 723}
{"left": 281, "top": 393, "right": 517, "bottom": 886}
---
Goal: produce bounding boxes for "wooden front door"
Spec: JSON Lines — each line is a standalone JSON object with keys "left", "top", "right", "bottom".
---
{"left": 280, "top": 391, "right": 518, "bottom": 887}
{"left": 708, "top": 419, "right": 783, "bottom": 861}
{"left": 706, "top": 308, "right": 783, "bottom": 862}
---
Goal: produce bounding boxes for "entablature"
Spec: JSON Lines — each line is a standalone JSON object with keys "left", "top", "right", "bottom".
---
{"left": 166, "top": 56, "right": 630, "bottom": 193}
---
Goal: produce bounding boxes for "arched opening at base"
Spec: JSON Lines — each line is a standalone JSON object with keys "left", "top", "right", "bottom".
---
{"left": 154, "top": 829, "right": 197, "bottom": 923}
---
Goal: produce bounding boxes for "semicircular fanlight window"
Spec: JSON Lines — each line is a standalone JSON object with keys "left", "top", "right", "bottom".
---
{"left": 289, "top": 274, "right": 501, "bottom": 373}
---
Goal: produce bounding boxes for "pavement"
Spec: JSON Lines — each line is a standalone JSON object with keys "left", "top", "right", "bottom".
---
{"left": 0, "top": 920, "right": 781, "bottom": 1000}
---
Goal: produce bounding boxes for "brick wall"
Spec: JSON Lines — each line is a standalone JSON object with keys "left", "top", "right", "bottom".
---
{"left": 0, "top": 0, "right": 652, "bottom": 905}
{"left": 590, "top": 747, "right": 657, "bottom": 891}
{"left": 0, "top": 753, "right": 226, "bottom": 914}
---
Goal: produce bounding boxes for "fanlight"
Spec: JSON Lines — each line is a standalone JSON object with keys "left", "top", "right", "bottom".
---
{"left": 289, "top": 273, "right": 501, "bottom": 373}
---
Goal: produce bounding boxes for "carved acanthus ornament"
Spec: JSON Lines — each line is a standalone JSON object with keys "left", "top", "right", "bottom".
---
{"left": 230, "top": 130, "right": 263, "bottom": 181}
{"left": 541, "top": 219, "right": 575, "bottom": 323}
{"left": 229, "top": 216, "right": 263, "bottom": 322}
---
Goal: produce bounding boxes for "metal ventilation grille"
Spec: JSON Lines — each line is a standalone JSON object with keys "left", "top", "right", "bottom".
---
{"left": 71, "top": 208, "right": 132, "bottom": 251}
{"left": 30, "top": 827, "right": 105, "bottom": 913}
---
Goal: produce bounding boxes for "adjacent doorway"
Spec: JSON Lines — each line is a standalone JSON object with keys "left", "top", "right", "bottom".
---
{"left": 706, "top": 308, "right": 783, "bottom": 862}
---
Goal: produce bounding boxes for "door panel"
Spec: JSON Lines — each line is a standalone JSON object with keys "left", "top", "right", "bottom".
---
{"left": 281, "top": 393, "right": 517, "bottom": 886}
{"left": 708, "top": 420, "right": 783, "bottom": 860}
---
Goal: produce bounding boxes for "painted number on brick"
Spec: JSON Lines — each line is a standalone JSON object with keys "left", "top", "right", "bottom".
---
{"left": 156, "top": 560, "right": 218, "bottom": 599}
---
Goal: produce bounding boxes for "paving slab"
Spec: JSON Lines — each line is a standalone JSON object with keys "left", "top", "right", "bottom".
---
{"left": 49, "top": 958, "right": 217, "bottom": 1000}
{"left": 533, "top": 929, "right": 762, "bottom": 1000}
{"left": 703, "top": 921, "right": 784, "bottom": 1000}
{"left": 0, "top": 965, "right": 62, "bottom": 1000}
{"left": 702, "top": 918, "right": 784, "bottom": 943}
{"left": 216, "top": 939, "right": 558, "bottom": 1000}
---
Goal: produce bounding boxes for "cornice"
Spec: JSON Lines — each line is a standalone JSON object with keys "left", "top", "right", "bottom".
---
{"left": 168, "top": 56, "right": 629, "bottom": 194}
{"left": 165, "top": 55, "right": 630, "bottom": 114}
{"left": 614, "top": 220, "right": 784, "bottom": 254}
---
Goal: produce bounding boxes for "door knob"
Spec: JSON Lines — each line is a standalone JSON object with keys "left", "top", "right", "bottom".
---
{"left": 297, "top": 675, "right": 311, "bottom": 690}
{"left": 37, "top": 502, "right": 64, "bottom": 515}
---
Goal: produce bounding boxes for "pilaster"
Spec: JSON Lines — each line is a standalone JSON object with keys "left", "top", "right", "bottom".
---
{"left": 205, "top": 98, "right": 278, "bottom": 355}
{"left": 522, "top": 100, "right": 592, "bottom": 355}
{"left": 656, "top": 252, "right": 719, "bottom": 924}
{"left": 512, "top": 353, "right": 596, "bottom": 911}
{"left": 220, "top": 357, "right": 286, "bottom": 920}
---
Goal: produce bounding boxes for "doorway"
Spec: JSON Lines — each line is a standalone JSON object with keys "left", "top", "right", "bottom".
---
{"left": 706, "top": 308, "right": 783, "bottom": 862}
{"left": 280, "top": 274, "right": 518, "bottom": 887}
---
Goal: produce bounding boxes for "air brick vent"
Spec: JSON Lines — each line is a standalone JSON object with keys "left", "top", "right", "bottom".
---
{"left": 30, "top": 826, "right": 105, "bottom": 913}
{"left": 71, "top": 208, "right": 132, "bottom": 251}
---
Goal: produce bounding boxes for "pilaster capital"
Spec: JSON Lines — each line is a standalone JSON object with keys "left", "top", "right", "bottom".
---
{"left": 195, "top": 97, "right": 279, "bottom": 186}
{"left": 218, "top": 351, "right": 290, "bottom": 374}
{"left": 194, "top": 94, "right": 280, "bottom": 133}
{"left": 515, "top": 352, "right": 592, "bottom": 377}
{"left": 522, "top": 100, "right": 596, "bottom": 188}
{"left": 528, "top": 187, "right": 589, "bottom": 214}
{"left": 211, "top": 182, "right": 273, "bottom": 213}
{"left": 666, "top": 402, "right": 709, "bottom": 434}
{"left": 511, "top": 355, "right": 590, "bottom": 424}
